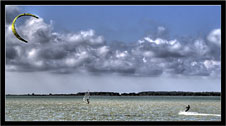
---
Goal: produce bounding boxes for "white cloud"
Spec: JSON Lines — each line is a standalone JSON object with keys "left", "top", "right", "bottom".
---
{"left": 65, "top": 51, "right": 89, "bottom": 67}
{"left": 144, "top": 37, "right": 168, "bottom": 45}
{"left": 191, "top": 61, "right": 197, "bottom": 66}
{"left": 207, "top": 28, "right": 221, "bottom": 46}
{"left": 142, "top": 57, "right": 147, "bottom": 63}
{"left": 5, "top": 6, "right": 221, "bottom": 78}
{"left": 203, "top": 60, "right": 220, "bottom": 70}
{"left": 194, "top": 39, "right": 209, "bottom": 55}
{"left": 65, "top": 58, "right": 77, "bottom": 67}
{"left": 96, "top": 46, "right": 109, "bottom": 57}
{"left": 168, "top": 39, "right": 181, "bottom": 50}
{"left": 115, "top": 50, "right": 128, "bottom": 58}
{"left": 21, "top": 18, "right": 53, "bottom": 44}
{"left": 143, "top": 51, "right": 154, "bottom": 57}
{"left": 28, "top": 48, "right": 37, "bottom": 59}
{"left": 157, "top": 26, "right": 166, "bottom": 33}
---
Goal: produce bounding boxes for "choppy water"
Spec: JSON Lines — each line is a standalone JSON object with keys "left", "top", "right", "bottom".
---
{"left": 5, "top": 96, "right": 221, "bottom": 121}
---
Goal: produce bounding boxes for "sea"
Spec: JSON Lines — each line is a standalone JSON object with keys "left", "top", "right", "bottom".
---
{"left": 5, "top": 96, "right": 221, "bottom": 121}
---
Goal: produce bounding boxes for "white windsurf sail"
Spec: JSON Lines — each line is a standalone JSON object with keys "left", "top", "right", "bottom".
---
{"left": 83, "top": 91, "right": 90, "bottom": 102}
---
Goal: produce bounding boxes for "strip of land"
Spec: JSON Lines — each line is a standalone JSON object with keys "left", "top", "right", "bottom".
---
{"left": 6, "top": 91, "right": 221, "bottom": 96}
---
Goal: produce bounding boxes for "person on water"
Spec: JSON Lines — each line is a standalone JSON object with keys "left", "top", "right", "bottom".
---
{"left": 87, "top": 98, "right": 90, "bottom": 104}
{"left": 185, "top": 105, "right": 190, "bottom": 112}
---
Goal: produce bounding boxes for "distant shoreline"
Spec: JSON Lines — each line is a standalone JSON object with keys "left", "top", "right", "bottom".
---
{"left": 6, "top": 91, "right": 221, "bottom": 96}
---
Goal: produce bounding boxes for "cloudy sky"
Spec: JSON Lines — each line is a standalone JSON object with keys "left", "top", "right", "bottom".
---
{"left": 5, "top": 5, "right": 221, "bottom": 94}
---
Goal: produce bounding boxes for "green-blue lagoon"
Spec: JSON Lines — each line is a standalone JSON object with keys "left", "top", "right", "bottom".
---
{"left": 5, "top": 96, "right": 221, "bottom": 121}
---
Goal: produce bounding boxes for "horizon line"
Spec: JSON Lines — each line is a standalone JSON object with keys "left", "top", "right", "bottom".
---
{"left": 5, "top": 91, "right": 221, "bottom": 95}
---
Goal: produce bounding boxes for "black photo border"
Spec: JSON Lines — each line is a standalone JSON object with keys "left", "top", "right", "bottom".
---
{"left": 1, "top": 0, "right": 225, "bottom": 126}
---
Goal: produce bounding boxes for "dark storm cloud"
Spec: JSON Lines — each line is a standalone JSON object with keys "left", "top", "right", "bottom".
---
{"left": 5, "top": 6, "right": 20, "bottom": 24}
{"left": 6, "top": 47, "right": 17, "bottom": 60}
{"left": 5, "top": 6, "right": 221, "bottom": 78}
{"left": 39, "top": 45, "right": 68, "bottom": 60}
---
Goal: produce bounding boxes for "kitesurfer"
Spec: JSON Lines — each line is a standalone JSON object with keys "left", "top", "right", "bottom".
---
{"left": 185, "top": 105, "right": 190, "bottom": 112}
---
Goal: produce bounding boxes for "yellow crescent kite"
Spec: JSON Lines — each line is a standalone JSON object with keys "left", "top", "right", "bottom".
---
{"left": 11, "top": 13, "right": 39, "bottom": 43}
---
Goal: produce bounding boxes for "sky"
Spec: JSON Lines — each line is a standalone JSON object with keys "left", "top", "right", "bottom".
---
{"left": 17, "top": 5, "right": 220, "bottom": 42}
{"left": 5, "top": 5, "right": 221, "bottom": 94}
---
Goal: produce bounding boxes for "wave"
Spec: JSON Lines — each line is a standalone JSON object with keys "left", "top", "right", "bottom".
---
{"left": 178, "top": 111, "right": 221, "bottom": 117}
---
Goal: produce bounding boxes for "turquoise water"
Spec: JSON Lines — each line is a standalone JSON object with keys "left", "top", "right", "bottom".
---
{"left": 5, "top": 96, "right": 221, "bottom": 121}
